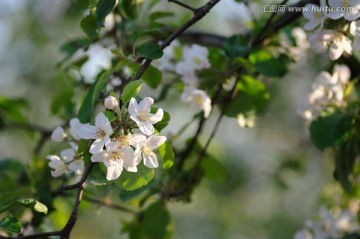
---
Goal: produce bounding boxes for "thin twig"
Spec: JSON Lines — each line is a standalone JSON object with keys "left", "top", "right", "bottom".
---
{"left": 82, "top": 195, "right": 136, "bottom": 214}
{"left": 60, "top": 162, "right": 94, "bottom": 191}
{"left": 168, "top": 0, "right": 198, "bottom": 13}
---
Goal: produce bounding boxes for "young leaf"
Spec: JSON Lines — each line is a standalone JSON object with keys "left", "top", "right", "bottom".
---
{"left": 121, "top": 80, "right": 143, "bottom": 104}
{"left": 153, "top": 110, "right": 170, "bottom": 132}
{"left": 158, "top": 141, "right": 174, "bottom": 169}
{"left": 95, "top": 0, "right": 116, "bottom": 27}
{"left": 139, "top": 43, "right": 163, "bottom": 60}
{"left": 0, "top": 199, "right": 48, "bottom": 215}
{"left": 142, "top": 65, "right": 162, "bottom": 89}
{"left": 78, "top": 70, "right": 112, "bottom": 122}
{"left": 310, "top": 111, "right": 354, "bottom": 151}
{"left": 225, "top": 76, "right": 270, "bottom": 117}
{"left": 249, "top": 49, "right": 290, "bottom": 77}
{"left": 0, "top": 215, "right": 21, "bottom": 234}
{"left": 114, "top": 163, "right": 154, "bottom": 191}
{"left": 80, "top": 14, "right": 98, "bottom": 39}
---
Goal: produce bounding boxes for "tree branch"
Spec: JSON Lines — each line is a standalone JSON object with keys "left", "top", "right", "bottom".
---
{"left": 82, "top": 195, "right": 136, "bottom": 214}
{"left": 168, "top": 0, "right": 198, "bottom": 13}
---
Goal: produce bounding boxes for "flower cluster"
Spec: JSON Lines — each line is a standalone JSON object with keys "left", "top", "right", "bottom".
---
{"left": 153, "top": 42, "right": 212, "bottom": 118}
{"left": 303, "top": 1, "right": 360, "bottom": 60}
{"left": 303, "top": 64, "right": 350, "bottom": 121}
{"left": 75, "top": 96, "right": 166, "bottom": 181}
{"left": 294, "top": 204, "right": 359, "bottom": 239}
{"left": 48, "top": 118, "right": 85, "bottom": 177}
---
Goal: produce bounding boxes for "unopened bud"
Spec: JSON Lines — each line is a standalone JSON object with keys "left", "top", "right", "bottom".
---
{"left": 104, "top": 96, "right": 119, "bottom": 109}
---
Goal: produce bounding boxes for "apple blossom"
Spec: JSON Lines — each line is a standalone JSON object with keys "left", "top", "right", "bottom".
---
{"left": 133, "top": 134, "right": 167, "bottom": 168}
{"left": 128, "top": 97, "right": 164, "bottom": 135}
{"left": 350, "top": 20, "right": 360, "bottom": 50}
{"left": 69, "top": 118, "right": 82, "bottom": 140}
{"left": 175, "top": 44, "right": 210, "bottom": 75}
{"left": 51, "top": 126, "right": 67, "bottom": 142}
{"left": 302, "top": 4, "right": 327, "bottom": 30}
{"left": 78, "top": 112, "right": 113, "bottom": 154}
{"left": 181, "top": 87, "right": 212, "bottom": 118}
{"left": 47, "top": 147, "right": 84, "bottom": 177}
{"left": 91, "top": 142, "right": 138, "bottom": 180}
{"left": 327, "top": 0, "right": 360, "bottom": 21}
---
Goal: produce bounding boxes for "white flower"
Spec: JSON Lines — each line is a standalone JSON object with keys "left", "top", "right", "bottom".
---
{"left": 302, "top": 4, "right": 327, "bottom": 30}
{"left": 47, "top": 146, "right": 84, "bottom": 177}
{"left": 309, "top": 30, "right": 352, "bottom": 60}
{"left": 333, "top": 64, "right": 351, "bottom": 85}
{"left": 104, "top": 96, "right": 119, "bottom": 110}
{"left": 78, "top": 112, "right": 113, "bottom": 154}
{"left": 69, "top": 118, "right": 82, "bottom": 140}
{"left": 237, "top": 113, "right": 256, "bottom": 128}
{"left": 152, "top": 40, "right": 179, "bottom": 72}
{"left": 128, "top": 97, "right": 164, "bottom": 135}
{"left": 47, "top": 155, "right": 68, "bottom": 177}
{"left": 51, "top": 127, "right": 67, "bottom": 142}
{"left": 132, "top": 134, "right": 166, "bottom": 168}
{"left": 91, "top": 143, "right": 138, "bottom": 180}
{"left": 181, "top": 87, "right": 212, "bottom": 118}
{"left": 350, "top": 20, "right": 360, "bottom": 50}
{"left": 175, "top": 44, "right": 210, "bottom": 75}
{"left": 106, "top": 76, "right": 122, "bottom": 91}
{"left": 328, "top": 0, "right": 360, "bottom": 21}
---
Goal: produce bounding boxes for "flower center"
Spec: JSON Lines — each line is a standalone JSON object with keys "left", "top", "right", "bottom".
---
{"left": 333, "top": 31, "right": 344, "bottom": 42}
{"left": 138, "top": 110, "right": 150, "bottom": 122}
{"left": 341, "top": 0, "right": 349, "bottom": 7}
{"left": 117, "top": 135, "right": 129, "bottom": 148}
{"left": 108, "top": 152, "right": 124, "bottom": 162}
{"left": 96, "top": 129, "right": 106, "bottom": 138}
{"left": 313, "top": 11, "right": 323, "bottom": 19}
{"left": 142, "top": 146, "right": 153, "bottom": 155}
{"left": 192, "top": 56, "right": 202, "bottom": 66}
{"left": 194, "top": 95, "right": 204, "bottom": 106}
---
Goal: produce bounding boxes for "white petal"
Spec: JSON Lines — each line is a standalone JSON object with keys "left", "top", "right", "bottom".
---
{"left": 78, "top": 124, "right": 97, "bottom": 139}
{"left": 130, "top": 115, "right": 141, "bottom": 126}
{"left": 51, "top": 168, "right": 67, "bottom": 177}
{"left": 203, "top": 98, "right": 212, "bottom": 118}
{"left": 128, "top": 98, "right": 139, "bottom": 115}
{"left": 342, "top": 36, "right": 353, "bottom": 54}
{"left": 49, "top": 159, "right": 64, "bottom": 168}
{"left": 146, "top": 135, "right": 167, "bottom": 149}
{"left": 304, "top": 20, "right": 320, "bottom": 31}
{"left": 327, "top": 11, "right": 343, "bottom": 20}
{"left": 129, "top": 133, "right": 147, "bottom": 147}
{"left": 138, "top": 122, "right": 154, "bottom": 135}
{"left": 69, "top": 160, "right": 84, "bottom": 175}
{"left": 69, "top": 118, "right": 81, "bottom": 140}
{"left": 138, "top": 97, "right": 154, "bottom": 111}
{"left": 148, "top": 109, "right": 164, "bottom": 124}
{"left": 344, "top": 10, "right": 360, "bottom": 21}
{"left": 51, "top": 127, "right": 67, "bottom": 142}
{"left": 105, "top": 141, "right": 119, "bottom": 151}
{"left": 334, "top": 64, "right": 351, "bottom": 84}
{"left": 91, "top": 151, "right": 108, "bottom": 162}
{"left": 47, "top": 155, "right": 61, "bottom": 161}
{"left": 143, "top": 152, "right": 159, "bottom": 168}
{"left": 90, "top": 138, "right": 105, "bottom": 154}
{"left": 95, "top": 112, "right": 109, "bottom": 127}
{"left": 122, "top": 147, "right": 138, "bottom": 172}
{"left": 106, "top": 164, "right": 123, "bottom": 180}
{"left": 60, "top": 148, "right": 75, "bottom": 163}
{"left": 329, "top": 42, "right": 344, "bottom": 60}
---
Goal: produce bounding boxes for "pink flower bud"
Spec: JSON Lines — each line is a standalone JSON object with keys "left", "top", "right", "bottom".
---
{"left": 104, "top": 96, "right": 119, "bottom": 109}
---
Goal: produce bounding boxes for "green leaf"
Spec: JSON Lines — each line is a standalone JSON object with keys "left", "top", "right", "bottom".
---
{"left": 310, "top": 111, "right": 354, "bottom": 151}
{"left": 80, "top": 14, "right": 98, "bottom": 39}
{"left": 87, "top": 164, "right": 112, "bottom": 186}
{"left": 121, "top": 80, "right": 143, "bottom": 104}
{"left": 0, "top": 215, "right": 21, "bottom": 234}
{"left": 114, "top": 163, "right": 154, "bottom": 191}
{"left": 120, "top": 0, "right": 137, "bottom": 19}
{"left": 138, "top": 43, "right": 163, "bottom": 60}
{"left": 78, "top": 70, "right": 112, "bottom": 122}
{"left": 0, "top": 97, "right": 29, "bottom": 124}
{"left": 51, "top": 89, "right": 74, "bottom": 116}
{"left": 119, "top": 180, "right": 155, "bottom": 202}
{"left": 158, "top": 141, "right": 174, "bottom": 170}
{"left": 103, "top": 110, "right": 117, "bottom": 122}
{"left": 0, "top": 199, "right": 48, "bottom": 214}
{"left": 148, "top": 11, "right": 174, "bottom": 22}
{"left": 143, "top": 201, "right": 172, "bottom": 239}
{"left": 249, "top": 49, "right": 289, "bottom": 77}
{"left": 201, "top": 156, "right": 230, "bottom": 182}
{"left": 224, "top": 34, "right": 248, "bottom": 58}
{"left": 95, "top": 0, "right": 116, "bottom": 27}
{"left": 153, "top": 110, "right": 170, "bottom": 132}
{"left": 225, "top": 76, "right": 270, "bottom": 117}
{"left": 142, "top": 65, "right": 162, "bottom": 89}
{"left": 60, "top": 38, "right": 91, "bottom": 56}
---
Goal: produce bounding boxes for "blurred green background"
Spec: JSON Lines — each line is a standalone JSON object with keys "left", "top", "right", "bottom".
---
{"left": 0, "top": 0, "right": 335, "bottom": 238}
